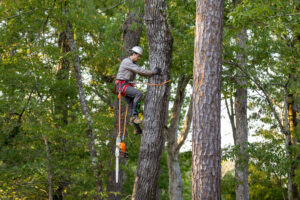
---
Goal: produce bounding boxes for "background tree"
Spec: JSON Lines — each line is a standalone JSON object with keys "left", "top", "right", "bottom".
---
{"left": 222, "top": 0, "right": 250, "bottom": 198}
{"left": 223, "top": 0, "right": 299, "bottom": 199}
{"left": 164, "top": 1, "right": 195, "bottom": 199}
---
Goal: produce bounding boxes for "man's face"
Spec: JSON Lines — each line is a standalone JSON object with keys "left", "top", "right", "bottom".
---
{"left": 131, "top": 53, "right": 141, "bottom": 62}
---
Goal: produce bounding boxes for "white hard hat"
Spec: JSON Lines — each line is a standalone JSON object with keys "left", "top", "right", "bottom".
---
{"left": 131, "top": 46, "right": 143, "bottom": 55}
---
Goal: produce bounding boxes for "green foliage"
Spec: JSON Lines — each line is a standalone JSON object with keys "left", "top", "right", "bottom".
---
{"left": 221, "top": 170, "right": 236, "bottom": 200}
{"left": 249, "top": 164, "right": 286, "bottom": 200}
{"left": 1, "top": 0, "right": 299, "bottom": 198}
{"left": 179, "top": 151, "right": 192, "bottom": 200}
{"left": 0, "top": 0, "right": 129, "bottom": 198}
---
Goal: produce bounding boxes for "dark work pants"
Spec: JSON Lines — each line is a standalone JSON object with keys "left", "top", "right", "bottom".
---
{"left": 124, "top": 86, "right": 142, "bottom": 116}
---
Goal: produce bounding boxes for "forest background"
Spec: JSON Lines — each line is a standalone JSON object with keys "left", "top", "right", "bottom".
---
{"left": 0, "top": 0, "right": 299, "bottom": 199}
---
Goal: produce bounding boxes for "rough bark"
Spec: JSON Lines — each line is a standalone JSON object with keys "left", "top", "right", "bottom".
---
{"left": 286, "top": 90, "right": 299, "bottom": 200}
{"left": 107, "top": 1, "right": 143, "bottom": 199}
{"left": 65, "top": 23, "right": 102, "bottom": 194}
{"left": 192, "top": 0, "right": 224, "bottom": 199}
{"left": 121, "top": 0, "right": 143, "bottom": 58}
{"left": 132, "top": 0, "right": 173, "bottom": 198}
{"left": 287, "top": 32, "right": 300, "bottom": 199}
{"left": 166, "top": 75, "right": 191, "bottom": 200}
{"left": 284, "top": 88, "right": 294, "bottom": 200}
{"left": 234, "top": 28, "right": 249, "bottom": 200}
{"left": 289, "top": 94, "right": 300, "bottom": 200}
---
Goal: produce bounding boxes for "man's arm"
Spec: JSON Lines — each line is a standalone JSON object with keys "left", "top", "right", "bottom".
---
{"left": 122, "top": 59, "right": 162, "bottom": 77}
{"left": 124, "top": 61, "right": 154, "bottom": 76}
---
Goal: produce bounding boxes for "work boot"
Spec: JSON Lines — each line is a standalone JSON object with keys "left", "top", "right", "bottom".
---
{"left": 130, "top": 115, "right": 143, "bottom": 124}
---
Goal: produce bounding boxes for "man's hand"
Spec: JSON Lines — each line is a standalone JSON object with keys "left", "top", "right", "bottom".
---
{"left": 152, "top": 67, "right": 162, "bottom": 75}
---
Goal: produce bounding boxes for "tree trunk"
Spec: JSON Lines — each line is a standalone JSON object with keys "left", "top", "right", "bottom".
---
{"left": 286, "top": 92, "right": 299, "bottom": 200}
{"left": 192, "top": 0, "right": 224, "bottom": 199}
{"left": 167, "top": 99, "right": 193, "bottom": 200}
{"left": 166, "top": 75, "right": 192, "bottom": 200}
{"left": 121, "top": 0, "right": 143, "bottom": 58}
{"left": 106, "top": 1, "right": 143, "bottom": 199}
{"left": 44, "top": 136, "right": 53, "bottom": 200}
{"left": 51, "top": 30, "right": 72, "bottom": 200}
{"left": 65, "top": 22, "right": 102, "bottom": 195}
{"left": 287, "top": 31, "right": 300, "bottom": 199}
{"left": 234, "top": 28, "right": 249, "bottom": 200}
{"left": 132, "top": 0, "right": 173, "bottom": 198}
{"left": 55, "top": 31, "right": 71, "bottom": 125}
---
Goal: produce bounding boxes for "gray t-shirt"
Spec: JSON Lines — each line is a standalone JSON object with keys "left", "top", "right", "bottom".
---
{"left": 116, "top": 57, "right": 153, "bottom": 81}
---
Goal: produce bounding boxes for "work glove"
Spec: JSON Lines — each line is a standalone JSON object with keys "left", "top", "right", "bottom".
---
{"left": 152, "top": 67, "right": 162, "bottom": 75}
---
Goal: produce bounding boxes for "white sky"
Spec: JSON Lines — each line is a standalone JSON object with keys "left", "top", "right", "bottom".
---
{"left": 180, "top": 100, "right": 234, "bottom": 152}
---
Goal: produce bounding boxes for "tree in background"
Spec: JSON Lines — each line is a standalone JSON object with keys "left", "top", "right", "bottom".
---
{"left": 223, "top": 0, "right": 299, "bottom": 199}
{"left": 192, "top": 0, "right": 224, "bottom": 199}
{"left": 164, "top": 1, "right": 195, "bottom": 199}
{"left": 223, "top": 0, "right": 250, "bottom": 198}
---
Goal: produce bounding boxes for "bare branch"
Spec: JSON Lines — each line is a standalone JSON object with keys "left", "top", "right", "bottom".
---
{"left": 176, "top": 96, "right": 193, "bottom": 152}
{"left": 167, "top": 75, "right": 190, "bottom": 141}
{"left": 225, "top": 94, "right": 236, "bottom": 144}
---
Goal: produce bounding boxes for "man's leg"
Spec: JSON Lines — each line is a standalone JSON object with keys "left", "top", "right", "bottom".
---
{"left": 124, "top": 96, "right": 134, "bottom": 116}
{"left": 124, "top": 88, "right": 142, "bottom": 135}
{"left": 124, "top": 86, "right": 143, "bottom": 124}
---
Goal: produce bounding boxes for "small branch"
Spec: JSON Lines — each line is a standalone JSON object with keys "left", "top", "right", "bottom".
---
{"left": 18, "top": 90, "right": 33, "bottom": 121}
{"left": 175, "top": 96, "right": 193, "bottom": 153}
{"left": 1, "top": 9, "right": 38, "bottom": 21}
{"left": 225, "top": 94, "right": 236, "bottom": 144}
{"left": 167, "top": 75, "right": 190, "bottom": 143}
{"left": 269, "top": 12, "right": 300, "bottom": 18}
{"left": 98, "top": 0, "right": 126, "bottom": 14}
{"left": 42, "top": 0, "right": 57, "bottom": 33}
{"left": 283, "top": 85, "right": 290, "bottom": 137}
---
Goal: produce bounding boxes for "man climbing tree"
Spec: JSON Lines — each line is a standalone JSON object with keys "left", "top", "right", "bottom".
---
{"left": 115, "top": 46, "right": 161, "bottom": 134}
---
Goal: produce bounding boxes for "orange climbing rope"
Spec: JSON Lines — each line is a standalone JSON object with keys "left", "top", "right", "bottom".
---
{"left": 136, "top": 80, "right": 170, "bottom": 86}
{"left": 123, "top": 104, "right": 128, "bottom": 138}
{"left": 118, "top": 91, "right": 121, "bottom": 137}
{"left": 118, "top": 90, "right": 129, "bottom": 138}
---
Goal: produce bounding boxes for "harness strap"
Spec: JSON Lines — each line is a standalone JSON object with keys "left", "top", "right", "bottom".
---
{"left": 123, "top": 103, "right": 128, "bottom": 140}
{"left": 115, "top": 80, "right": 132, "bottom": 96}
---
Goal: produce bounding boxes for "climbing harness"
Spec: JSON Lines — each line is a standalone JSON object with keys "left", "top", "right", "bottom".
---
{"left": 115, "top": 79, "right": 170, "bottom": 183}
{"left": 114, "top": 80, "right": 134, "bottom": 96}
